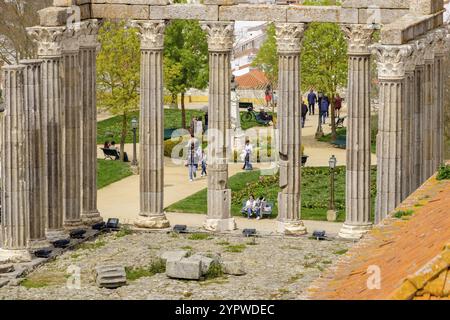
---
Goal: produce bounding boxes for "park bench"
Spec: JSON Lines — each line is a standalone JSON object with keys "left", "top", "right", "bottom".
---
{"left": 239, "top": 102, "right": 254, "bottom": 109}
{"left": 101, "top": 148, "right": 120, "bottom": 160}
{"left": 331, "top": 136, "right": 346, "bottom": 149}
{"left": 241, "top": 201, "right": 274, "bottom": 219}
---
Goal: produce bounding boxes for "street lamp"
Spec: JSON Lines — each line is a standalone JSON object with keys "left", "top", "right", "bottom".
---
{"left": 131, "top": 117, "right": 138, "bottom": 167}
{"left": 327, "top": 155, "right": 337, "bottom": 221}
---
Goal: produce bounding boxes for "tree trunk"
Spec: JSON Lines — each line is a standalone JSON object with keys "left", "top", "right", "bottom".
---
{"left": 120, "top": 112, "right": 128, "bottom": 162}
{"left": 181, "top": 91, "right": 187, "bottom": 130}
{"left": 330, "top": 94, "right": 337, "bottom": 141}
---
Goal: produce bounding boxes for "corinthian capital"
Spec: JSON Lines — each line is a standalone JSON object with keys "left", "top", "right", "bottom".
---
{"left": 79, "top": 19, "right": 100, "bottom": 48}
{"left": 275, "top": 23, "right": 307, "bottom": 54}
{"left": 432, "top": 27, "right": 448, "bottom": 56}
{"left": 131, "top": 20, "right": 166, "bottom": 50}
{"left": 200, "top": 21, "right": 234, "bottom": 52}
{"left": 341, "top": 24, "right": 374, "bottom": 55}
{"left": 27, "top": 26, "right": 65, "bottom": 58}
{"left": 371, "top": 44, "right": 414, "bottom": 80}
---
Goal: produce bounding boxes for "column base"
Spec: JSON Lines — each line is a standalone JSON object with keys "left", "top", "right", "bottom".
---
{"left": 28, "top": 239, "right": 51, "bottom": 250}
{"left": 64, "top": 220, "right": 83, "bottom": 229}
{"left": 135, "top": 214, "right": 170, "bottom": 229}
{"left": 0, "top": 249, "right": 32, "bottom": 264}
{"left": 45, "top": 229, "right": 69, "bottom": 241}
{"left": 81, "top": 211, "right": 103, "bottom": 225}
{"left": 338, "top": 223, "right": 372, "bottom": 240}
{"left": 203, "top": 218, "right": 237, "bottom": 232}
{"left": 277, "top": 220, "right": 307, "bottom": 236}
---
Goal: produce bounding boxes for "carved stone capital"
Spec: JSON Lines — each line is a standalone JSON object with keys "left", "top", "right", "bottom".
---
{"left": 405, "top": 42, "right": 418, "bottom": 73}
{"left": 131, "top": 20, "right": 166, "bottom": 51}
{"left": 413, "top": 38, "right": 426, "bottom": 66}
{"left": 62, "top": 27, "right": 80, "bottom": 53}
{"left": 341, "top": 24, "right": 374, "bottom": 55}
{"left": 422, "top": 32, "right": 435, "bottom": 61}
{"left": 372, "top": 44, "right": 414, "bottom": 80}
{"left": 432, "top": 27, "right": 448, "bottom": 56}
{"left": 275, "top": 23, "right": 307, "bottom": 55}
{"left": 200, "top": 21, "right": 234, "bottom": 52}
{"left": 78, "top": 19, "right": 100, "bottom": 49}
{"left": 27, "top": 26, "right": 65, "bottom": 58}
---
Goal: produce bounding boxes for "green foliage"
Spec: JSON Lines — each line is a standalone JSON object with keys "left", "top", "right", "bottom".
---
{"left": 97, "top": 159, "right": 133, "bottom": 189}
{"left": 97, "top": 20, "right": 140, "bottom": 159}
{"left": 125, "top": 258, "right": 166, "bottom": 281}
{"left": 393, "top": 210, "right": 414, "bottom": 219}
{"left": 76, "top": 239, "right": 107, "bottom": 251}
{"left": 204, "top": 263, "right": 224, "bottom": 280}
{"left": 188, "top": 233, "right": 211, "bottom": 240}
{"left": 225, "top": 244, "right": 247, "bottom": 253}
{"left": 333, "top": 249, "right": 348, "bottom": 255}
{"left": 436, "top": 165, "right": 450, "bottom": 180}
{"left": 252, "top": 23, "right": 278, "bottom": 85}
{"left": 115, "top": 226, "right": 133, "bottom": 238}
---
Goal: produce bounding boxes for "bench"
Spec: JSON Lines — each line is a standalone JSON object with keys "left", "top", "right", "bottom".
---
{"left": 239, "top": 102, "right": 254, "bottom": 109}
{"left": 101, "top": 148, "right": 120, "bottom": 160}
{"left": 241, "top": 201, "right": 274, "bottom": 219}
{"left": 331, "top": 136, "right": 346, "bottom": 149}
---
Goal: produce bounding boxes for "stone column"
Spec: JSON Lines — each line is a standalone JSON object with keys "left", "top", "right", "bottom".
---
{"left": 432, "top": 28, "right": 447, "bottom": 169}
{"left": 412, "top": 39, "right": 425, "bottom": 189}
{"left": 0, "top": 65, "right": 32, "bottom": 263}
{"left": 403, "top": 49, "right": 417, "bottom": 199}
{"left": 61, "top": 28, "right": 82, "bottom": 227}
{"left": 200, "top": 21, "right": 236, "bottom": 232}
{"left": 373, "top": 44, "right": 413, "bottom": 223}
{"left": 274, "top": 23, "right": 307, "bottom": 235}
{"left": 28, "top": 26, "right": 66, "bottom": 240}
{"left": 79, "top": 20, "right": 102, "bottom": 224}
{"left": 21, "top": 59, "right": 49, "bottom": 248}
{"left": 132, "top": 20, "right": 170, "bottom": 229}
{"left": 339, "top": 25, "right": 374, "bottom": 239}
{"left": 422, "top": 34, "right": 435, "bottom": 181}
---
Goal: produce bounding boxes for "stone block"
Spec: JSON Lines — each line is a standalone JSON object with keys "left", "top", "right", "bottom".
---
{"left": 188, "top": 253, "right": 221, "bottom": 275}
{"left": 219, "top": 4, "right": 287, "bottom": 22}
{"left": 91, "top": 4, "right": 150, "bottom": 20}
{"left": 149, "top": 4, "right": 218, "bottom": 20}
{"left": 53, "top": 0, "right": 76, "bottom": 6}
{"left": 160, "top": 250, "right": 189, "bottom": 264}
{"left": 0, "top": 264, "right": 14, "bottom": 274}
{"left": 95, "top": 265, "right": 127, "bottom": 289}
{"left": 358, "top": 8, "right": 409, "bottom": 25}
{"left": 38, "top": 7, "right": 69, "bottom": 27}
{"left": 222, "top": 261, "right": 246, "bottom": 276}
{"left": 342, "top": 0, "right": 410, "bottom": 9}
{"left": 166, "top": 258, "right": 202, "bottom": 280}
{"left": 410, "top": 0, "right": 443, "bottom": 15}
{"left": 91, "top": 0, "right": 169, "bottom": 4}
{"left": 287, "top": 6, "right": 358, "bottom": 24}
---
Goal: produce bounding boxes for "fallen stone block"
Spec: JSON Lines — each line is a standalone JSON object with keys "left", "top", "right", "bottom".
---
{"left": 188, "top": 253, "right": 222, "bottom": 275}
{"left": 0, "top": 264, "right": 14, "bottom": 274}
{"left": 0, "top": 279, "right": 9, "bottom": 288}
{"left": 166, "top": 258, "right": 202, "bottom": 280}
{"left": 95, "top": 265, "right": 127, "bottom": 289}
{"left": 160, "top": 250, "right": 189, "bottom": 264}
{"left": 222, "top": 261, "right": 246, "bottom": 276}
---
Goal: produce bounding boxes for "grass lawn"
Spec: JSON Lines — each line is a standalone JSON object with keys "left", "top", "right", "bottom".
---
{"left": 97, "top": 159, "right": 133, "bottom": 189}
{"left": 165, "top": 166, "right": 377, "bottom": 222}
{"left": 97, "top": 109, "right": 274, "bottom": 145}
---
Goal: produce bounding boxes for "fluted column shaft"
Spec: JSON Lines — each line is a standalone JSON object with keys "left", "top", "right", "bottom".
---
{"left": 275, "top": 23, "right": 307, "bottom": 235}
{"left": 21, "top": 60, "right": 47, "bottom": 245}
{"left": 132, "top": 20, "right": 169, "bottom": 229}
{"left": 79, "top": 20, "right": 101, "bottom": 223}
{"left": 61, "top": 31, "right": 82, "bottom": 227}
{"left": 200, "top": 21, "right": 236, "bottom": 232}
{"left": 373, "top": 44, "right": 413, "bottom": 223}
{"left": 404, "top": 69, "right": 415, "bottom": 198}
{"left": 1, "top": 65, "right": 30, "bottom": 250}
{"left": 414, "top": 63, "right": 425, "bottom": 187}
{"left": 434, "top": 53, "right": 444, "bottom": 168}
{"left": 339, "top": 25, "right": 374, "bottom": 239}
{"left": 423, "top": 54, "right": 434, "bottom": 180}
{"left": 28, "top": 26, "right": 65, "bottom": 238}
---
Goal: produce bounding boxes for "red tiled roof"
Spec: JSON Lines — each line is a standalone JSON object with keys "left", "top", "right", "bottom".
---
{"left": 235, "top": 69, "right": 270, "bottom": 89}
{"left": 307, "top": 175, "right": 450, "bottom": 300}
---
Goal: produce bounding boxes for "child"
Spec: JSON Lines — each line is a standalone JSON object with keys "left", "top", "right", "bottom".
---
{"left": 200, "top": 150, "right": 207, "bottom": 177}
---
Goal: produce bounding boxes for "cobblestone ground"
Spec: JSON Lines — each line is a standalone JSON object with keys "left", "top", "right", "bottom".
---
{"left": 0, "top": 231, "right": 353, "bottom": 300}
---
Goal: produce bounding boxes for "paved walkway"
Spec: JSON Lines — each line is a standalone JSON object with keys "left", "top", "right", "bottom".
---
{"left": 97, "top": 112, "right": 376, "bottom": 232}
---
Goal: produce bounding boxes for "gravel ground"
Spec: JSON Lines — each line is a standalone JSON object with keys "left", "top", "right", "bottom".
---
{"left": 0, "top": 231, "right": 353, "bottom": 300}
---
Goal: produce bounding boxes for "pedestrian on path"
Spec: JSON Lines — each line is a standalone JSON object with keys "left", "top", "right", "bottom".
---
{"left": 307, "top": 89, "right": 317, "bottom": 115}
{"left": 334, "top": 94, "right": 343, "bottom": 118}
{"left": 186, "top": 135, "right": 200, "bottom": 182}
{"left": 242, "top": 140, "right": 253, "bottom": 170}
{"left": 301, "top": 101, "right": 308, "bottom": 128}
{"left": 200, "top": 149, "right": 207, "bottom": 177}
{"left": 320, "top": 96, "right": 329, "bottom": 125}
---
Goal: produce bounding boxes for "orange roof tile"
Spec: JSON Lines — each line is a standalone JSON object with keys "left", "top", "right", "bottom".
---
{"left": 235, "top": 69, "right": 271, "bottom": 89}
{"left": 307, "top": 175, "right": 450, "bottom": 300}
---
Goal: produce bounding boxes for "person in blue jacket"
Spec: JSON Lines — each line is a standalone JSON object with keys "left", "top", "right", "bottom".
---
{"left": 307, "top": 89, "right": 317, "bottom": 115}
{"left": 320, "top": 96, "right": 329, "bottom": 125}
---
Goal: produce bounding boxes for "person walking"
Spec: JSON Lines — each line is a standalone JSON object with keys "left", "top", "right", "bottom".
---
{"left": 334, "top": 94, "right": 343, "bottom": 118}
{"left": 307, "top": 89, "right": 317, "bottom": 115}
{"left": 320, "top": 96, "right": 329, "bottom": 125}
{"left": 264, "top": 84, "right": 272, "bottom": 108}
{"left": 242, "top": 139, "right": 253, "bottom": 170}
{"left": 200, "top": 149, "right": 207, "bottom": 177}
{"left": 301, "top": 100, "right": 308, "bottom": 128}
{"left": 186, "top": 135, "right": 199, "bottom": 182}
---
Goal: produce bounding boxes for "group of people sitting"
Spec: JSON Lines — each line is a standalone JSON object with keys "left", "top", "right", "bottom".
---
{"left": 242, "top": 194, "right": 271, "bottom": 220}
{"left": 103, "top": 141, "right": 129, "bottom": 162}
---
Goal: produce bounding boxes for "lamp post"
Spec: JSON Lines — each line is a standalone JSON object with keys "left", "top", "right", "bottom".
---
{"left": 327, "top": 155, "right": 337, "bottom": 221}
{"left": 131, "top": 117, "right": 138, "bottom": 167}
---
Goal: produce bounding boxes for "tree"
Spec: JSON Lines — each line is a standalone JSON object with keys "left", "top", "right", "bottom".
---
{"left": 97, "top": 20, "right": 140, "bottom": 161}
{"left": 301, "top": 22, "right": 348, "bottom": 140}
{"left": 252, "top": 23, "right": 278, "bottom": 85}
{"left": 164, "top": 19, "right": 208, "bottom": 130}
{"left": 0, "top": 0, "right": 52, "bottom": 64}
